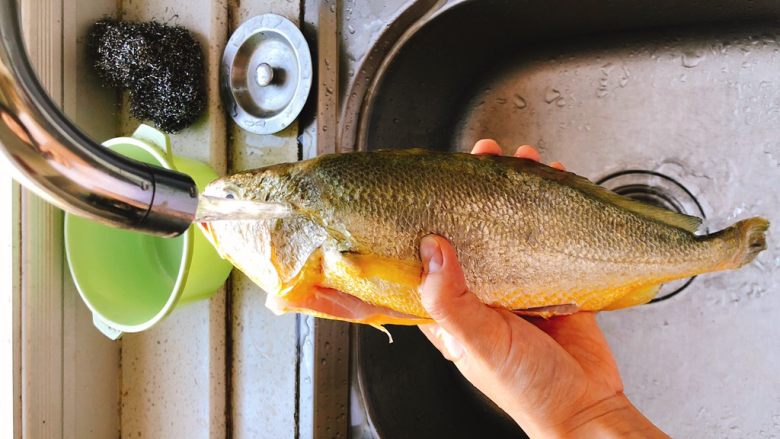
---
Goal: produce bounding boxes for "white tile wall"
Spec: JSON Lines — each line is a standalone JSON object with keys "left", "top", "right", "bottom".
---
{"left": 227, "top": 2, "right": 301, "bottom": 437}
{"left": 117, "top": 1, "right": 302, "bottom": 438}
{"left": 119, "top": 1, "right": 230, "bottom": 436}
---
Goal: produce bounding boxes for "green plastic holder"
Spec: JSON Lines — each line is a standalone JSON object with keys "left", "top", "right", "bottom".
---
{"left": 64, "top": 124, "right": 232, "bottom": 339}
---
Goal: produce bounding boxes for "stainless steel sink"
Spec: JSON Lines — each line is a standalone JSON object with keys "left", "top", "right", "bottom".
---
{"left": 336, "top": 0, "right": 780, "bottom": 437}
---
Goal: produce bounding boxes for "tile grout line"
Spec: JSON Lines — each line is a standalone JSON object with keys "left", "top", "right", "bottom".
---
{"left": 294, "top": 3, "right": 305, "bottom": 438}
{"left": 293, "top": 313, "right": 301, "bottom": 439}
{"left": 59, "top": 3, "right": 67, "bottom": 438}
{"left": 223, "top": 3, "right": 235, "bottom": 439}
{"left": 223, "top": 277, "right": 234, "bottom": 439}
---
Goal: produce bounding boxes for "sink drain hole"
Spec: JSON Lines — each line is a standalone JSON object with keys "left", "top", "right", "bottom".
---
{"left": 597, "top": 170, "right": 707, "bottom": 304}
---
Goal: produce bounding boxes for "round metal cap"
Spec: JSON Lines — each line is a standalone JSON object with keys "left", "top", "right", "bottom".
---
{"left": 222, "top": 14, "right": 312, "bottom": 134}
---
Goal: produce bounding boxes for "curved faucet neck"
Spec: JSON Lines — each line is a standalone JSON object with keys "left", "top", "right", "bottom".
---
{"left": 0, "top": 0, "right": 197, "bottom": 237}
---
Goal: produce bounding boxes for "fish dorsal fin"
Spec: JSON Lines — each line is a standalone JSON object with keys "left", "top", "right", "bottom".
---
{"left": 590, "top": 187, "right": 701, "bottom": 232}
{"left": 571, "top": 175, "right": 701, "bottom": 233}
{"left": 499, "top": 157, "right": 703, "bottom": 233}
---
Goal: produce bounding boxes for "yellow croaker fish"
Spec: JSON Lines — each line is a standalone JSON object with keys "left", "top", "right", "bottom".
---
{"left": 199, "top": 150, "right": 769, "bottom": 327}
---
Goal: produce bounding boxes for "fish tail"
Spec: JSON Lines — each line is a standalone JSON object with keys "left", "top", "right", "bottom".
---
{"left": 711, "top": 217, "right": 770, "bottom": 269}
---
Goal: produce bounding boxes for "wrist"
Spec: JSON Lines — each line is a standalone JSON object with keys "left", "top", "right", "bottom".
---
{"left": 525, "top": 394, "right": 669, "bottom": 439}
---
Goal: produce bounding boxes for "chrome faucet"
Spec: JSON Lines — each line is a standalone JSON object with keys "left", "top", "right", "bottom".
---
{"left": 0, "top": 0, "right": 197, "bottom": 237}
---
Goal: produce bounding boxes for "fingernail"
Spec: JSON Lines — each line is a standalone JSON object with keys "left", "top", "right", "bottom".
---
{"left": 420, "top": 237, "right": 443, "bottom": 273}
{"left": 437, "top": 327, "right": 464, "bottom": 360}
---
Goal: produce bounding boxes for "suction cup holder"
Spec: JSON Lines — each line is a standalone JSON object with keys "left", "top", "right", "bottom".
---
{"left": 222, "top": 14, "right": 313, "bottom": 134}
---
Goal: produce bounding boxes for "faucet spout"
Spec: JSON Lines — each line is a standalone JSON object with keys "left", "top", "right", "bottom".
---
{"left": 0, "top": 0, "right": 197, "bottom": 237}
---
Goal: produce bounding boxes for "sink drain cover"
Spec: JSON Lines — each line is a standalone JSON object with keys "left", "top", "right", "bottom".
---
{"left": 222, "top": 14, "right": 312, "bottom": 134}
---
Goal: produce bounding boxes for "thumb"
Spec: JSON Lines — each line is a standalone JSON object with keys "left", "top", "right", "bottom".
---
{"left": 419, "top": 235, "right": 511, "bottom": 360}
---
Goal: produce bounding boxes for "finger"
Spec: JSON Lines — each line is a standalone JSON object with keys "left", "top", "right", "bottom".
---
{"left": 529, "top": 313, "right": 602, "bottom": 350}
{"left": 471, "top": 139, "right": 503, "bottom": 155}
{"left": 550, "top": 161, "right": 566, "bottom": 171}
{"left": 419, "top": 323, "right": 463, "bottom": 362}
{"left": 419, "top": 235, "right": 514, "bottom": 358}
{"left": 419, "top": 323, "right": 440, "bottom": 347}
{"left": 529, "top": 313, "right": 622, "bottom": 388}
{"left": 513, "top": 145, "right": 541, "bottom": 161}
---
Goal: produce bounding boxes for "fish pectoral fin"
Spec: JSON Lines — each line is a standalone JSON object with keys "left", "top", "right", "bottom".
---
{"left": 338, "top": 251, "right": 422, "bottom": 289}
{"left": 266, "top": 286, "right": 431, "bottom": 326}
{"left": 511, "top": 303, "right": 580, "bottom": 318}
{"left": 603, "top": 284, "right": 662, "bottom": 310}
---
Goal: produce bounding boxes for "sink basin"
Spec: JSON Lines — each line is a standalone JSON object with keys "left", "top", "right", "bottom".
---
{"left": 340, "top": 0, "right": 780, "bottom": 437}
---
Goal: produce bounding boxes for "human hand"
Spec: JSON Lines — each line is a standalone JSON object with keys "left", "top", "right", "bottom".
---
{"left": 418, "top": 139, "right": 668, "bottom": 438}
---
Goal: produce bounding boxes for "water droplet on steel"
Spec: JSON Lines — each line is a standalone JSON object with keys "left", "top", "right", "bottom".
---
{"left": 544, "top": 87, "right": 561, "bottom": 103}
{"left": 512, "top": 94, "right": 527, "bottom": 109}
{"left": 681, "top": 50, "right": 705, "bottom": 68}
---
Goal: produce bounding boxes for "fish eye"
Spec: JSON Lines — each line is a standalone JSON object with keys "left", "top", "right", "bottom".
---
{"left": 222, "top": 186, "right": 240, "bottom": 200}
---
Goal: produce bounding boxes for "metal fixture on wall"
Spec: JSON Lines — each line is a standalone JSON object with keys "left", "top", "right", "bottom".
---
{"left": 222, "top": 14, "right": 313, "bottom": 135}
